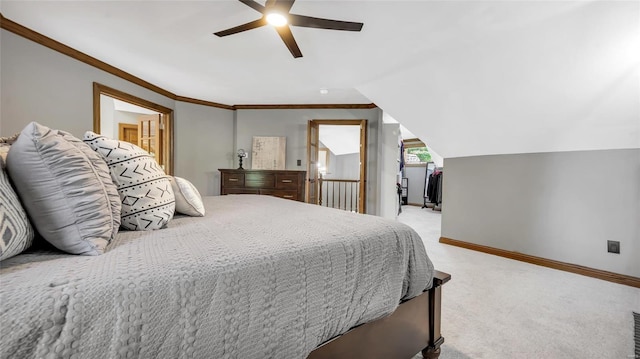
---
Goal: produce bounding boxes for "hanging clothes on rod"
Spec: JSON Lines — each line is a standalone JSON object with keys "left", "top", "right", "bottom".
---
{"left": 424, "top": 166, "right": 443, "bottom": 211}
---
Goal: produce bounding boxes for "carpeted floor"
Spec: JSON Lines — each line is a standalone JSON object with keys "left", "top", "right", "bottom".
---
{"left": 398, "top": 205, "right": 640, "bottom": 359}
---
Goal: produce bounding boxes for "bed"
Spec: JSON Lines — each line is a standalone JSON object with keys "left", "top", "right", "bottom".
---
{"left": 0, "top": 195, "right": 449, "bottom": 359}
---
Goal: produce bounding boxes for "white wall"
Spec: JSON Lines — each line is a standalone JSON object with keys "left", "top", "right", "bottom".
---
{"left": 441, "top": 149, "right": 640, "bottom": 277}
{"left": 100, "top": 94, "right": 116, "bottom": 138}
{"left": 358, "top": 1, "right": 640, "bottom": 158}
{"left": 112, "top": 110, "right": 139, "bottom": 138}
{"left": 174, "top": 102, "right": 234, "bottom": 196}
{"left": 378, "top": 122, "right": 401, "bottom": 219}
{"left": 99, "top": 95, "right": 155, "bottom": 140}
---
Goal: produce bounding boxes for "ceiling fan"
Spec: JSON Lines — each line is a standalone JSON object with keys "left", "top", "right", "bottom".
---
{"left": 214, "top": 0, "right": 364, "bottom": 58}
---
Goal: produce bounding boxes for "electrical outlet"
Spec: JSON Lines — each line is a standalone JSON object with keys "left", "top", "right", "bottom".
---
{"left": 607, "top": 240, "right": 620, "bottom": 254}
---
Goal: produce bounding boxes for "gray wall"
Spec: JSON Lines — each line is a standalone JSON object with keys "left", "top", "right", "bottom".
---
{"left": 0, "top": 28, "right": 390, "bottom": 214}
{"left": 235, "top": 108, "right": 381, "bottom": 214}
{"left": 0, "top": 30, "right": 174, "bottom": 137}
{"left": 404, "top": 166, "right": 426, "bottom": 205}
{"left": 1, "top": 29, "right": 234, "bottom": 196}
{"left": 442, "top": 149, "right": 640, "bottom": 277}
{"left": 174, "top": 102, "right": 234, "bottom": 196}
{"left": 331, "top": 153, "right": 360, "bottom": 180}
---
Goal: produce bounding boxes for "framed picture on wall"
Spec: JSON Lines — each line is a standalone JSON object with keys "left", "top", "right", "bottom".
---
{"left": 251, "top": 136, "right": 286, "bottom": 170}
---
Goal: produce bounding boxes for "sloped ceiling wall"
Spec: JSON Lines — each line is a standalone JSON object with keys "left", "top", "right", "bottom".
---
{"left": 319, "top": 125, "right": 361, "bottom": 155}
{"left": 358, "top": 1, "right": 639, "bottom": 158}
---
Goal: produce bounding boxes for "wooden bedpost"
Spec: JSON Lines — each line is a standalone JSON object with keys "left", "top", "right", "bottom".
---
{"left": 422, "top": 270, "right": 451, "bottom": 359}
{"left": 307, "top": 270, "right": 451, "bottom": 359}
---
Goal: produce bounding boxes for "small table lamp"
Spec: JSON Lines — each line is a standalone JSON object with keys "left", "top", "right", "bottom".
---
{"left": 237, "top": 149, "right": 248, "bottom": 169}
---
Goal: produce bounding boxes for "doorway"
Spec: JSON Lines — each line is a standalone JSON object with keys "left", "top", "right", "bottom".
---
{"left": 92, "top": 82, "right": 174, "bottom": 175}
{"left": 306, "top": 119, "right": 367, "bottom": 213}
{"left": 118, "top": 123, "right": 138, "bottom": 144}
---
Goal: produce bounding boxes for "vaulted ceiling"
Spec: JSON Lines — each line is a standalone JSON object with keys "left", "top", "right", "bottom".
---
{"left": 1, "top": 1, "right": 638, "bottom": 158}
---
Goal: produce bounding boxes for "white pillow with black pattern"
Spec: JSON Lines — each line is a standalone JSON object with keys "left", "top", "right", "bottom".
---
{"left": 0, "top": 165, "right": 34, "bottom": 261}
{"left": 84, "top": 131, "right": 175, "bottom": 231}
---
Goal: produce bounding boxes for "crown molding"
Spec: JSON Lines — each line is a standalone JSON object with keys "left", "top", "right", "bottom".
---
{"left": 234, "top": 103, "right": 377, "bottom": 110}
{"left": 174, "top": 96, "right": 235, "bottom": 111}
{"left": 1, "top": 13, "right": 377, "bottom": 111}
{"left": 0, "top": 12, "right": 176, "bottom": 100}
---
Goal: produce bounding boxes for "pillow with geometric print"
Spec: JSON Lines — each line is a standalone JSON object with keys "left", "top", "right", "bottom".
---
{"left": 0, "top": 165, "right": 34, "bottom": 261}
{"left": 84, "top": 131, "right": 175, "bottom": 231}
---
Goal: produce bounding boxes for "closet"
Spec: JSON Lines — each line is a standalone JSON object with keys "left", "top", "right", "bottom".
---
{"left": 422, "top": 162, "right": 443, "bottom": 211}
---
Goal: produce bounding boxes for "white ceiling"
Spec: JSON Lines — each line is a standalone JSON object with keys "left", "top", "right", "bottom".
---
{"left": 112, "top": 98, "right": 159, "bottom": 115}
{"left": 2, "top": 1, "right": 638, "bottom": 158}
{"left": 319, "top": 125, "right": 361, "bottom": 155}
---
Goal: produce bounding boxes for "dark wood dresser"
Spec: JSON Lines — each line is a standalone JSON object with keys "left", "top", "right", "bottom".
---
{"left": 219, "top": 169, "right": 307, "bottom": 202}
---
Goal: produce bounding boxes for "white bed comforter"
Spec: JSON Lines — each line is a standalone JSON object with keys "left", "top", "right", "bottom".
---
{"left": 1, "top": 195, "right": 433, "bottom": 358}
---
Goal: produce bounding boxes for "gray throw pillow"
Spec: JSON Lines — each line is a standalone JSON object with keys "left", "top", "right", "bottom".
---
{"left": 0, "top": 165, "right": 35, "bottom": 261}
{"left": 6, "top": 122, "right": 121, "bottom": 255}
{"left": 84, "top": 131, "right": 175, "bottom": 231}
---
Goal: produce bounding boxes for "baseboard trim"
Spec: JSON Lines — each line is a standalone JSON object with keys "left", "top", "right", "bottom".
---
{"left": 439, "top": 237, "right": 640, "bottom": 288}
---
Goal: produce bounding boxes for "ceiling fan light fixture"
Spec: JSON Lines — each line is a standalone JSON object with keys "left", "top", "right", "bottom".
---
{"left": 266, "top": 13, "right": 288, "bottom": 27}
{"left": 214, "top": 0, "right": 364, "bottom": 58}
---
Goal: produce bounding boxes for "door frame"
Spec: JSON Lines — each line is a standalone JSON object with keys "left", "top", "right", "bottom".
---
{"left": 92, "top": 82, "right": 174, "bottom": 175}
{"left": 118, "top": 123, "right": 138, "bottom": 143}
{"left": 306, "top": 119, "right": 368, "bottom": 213}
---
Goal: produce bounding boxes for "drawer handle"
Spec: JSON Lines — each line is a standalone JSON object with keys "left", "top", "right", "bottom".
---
{"left": 283, "top": 195, "right": 294, "bottom": 198}
{"left": 281, "top": 179, "right": 293, "bottom": 183}
{"left": 228, "top": 178, "right": 239, "bottom": 182}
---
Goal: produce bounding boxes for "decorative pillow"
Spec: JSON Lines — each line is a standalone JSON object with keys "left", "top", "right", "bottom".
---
{"left": 84, "top": 131, "right": 175, "bottom": 230}
{"left": 0, "top": 133, "right": 19, "bottom": 169}
{"left": 6, "top": 122, "right": 121, "bottom": 255}
{"left": 0, "top": 165, "right": 35, "bottom": 261}
{"left": 170, "top": 176, "right": 205, "bottom": 217}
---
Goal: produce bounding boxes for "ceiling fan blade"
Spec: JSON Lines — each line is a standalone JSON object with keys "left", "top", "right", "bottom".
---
{"left": 270, "top": 0, "right": 296, "bottom": 13}
{"left": 239, "top": 0, "right": 265, "bottom": 13}
{"left": 275, "top": 25, "right": 303, "bottom": 58}
{"left": 289, "top": 14, "right": 363, "bottom": 31}
{"left": 214, "top": 18, "right": 267, "bottom": 37}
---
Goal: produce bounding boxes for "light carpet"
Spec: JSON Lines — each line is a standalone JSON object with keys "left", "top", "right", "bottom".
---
{"left": 398, "top": 205, "right": 640, "bottom": 359}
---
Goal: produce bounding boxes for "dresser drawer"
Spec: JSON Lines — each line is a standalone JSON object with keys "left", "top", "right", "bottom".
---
{"left": 261, "top": 189, "right": 298, "bottom": 201}
{"left": 222, "top": 173, "right": 245, "bottom": 188}
{"left": 245, "top": 173, "right": 275, "bottom": 188}
{"left": 275, "top": 174, "right": 301, "bottom": 190}
{"left": 219, "top": 169, "right": 306, "bottom": 202}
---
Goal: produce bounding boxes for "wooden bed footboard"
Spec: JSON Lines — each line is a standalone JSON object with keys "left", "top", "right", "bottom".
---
{"left": 307, "top": 270, "right": 451, "bottom": 359}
